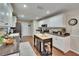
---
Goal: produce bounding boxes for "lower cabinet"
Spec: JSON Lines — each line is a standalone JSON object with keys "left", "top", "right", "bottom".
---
{"left": 52, "top": 35, "right": 70, "bottom": 53}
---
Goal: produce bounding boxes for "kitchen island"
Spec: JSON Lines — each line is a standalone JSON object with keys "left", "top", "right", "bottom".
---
{"left": 34, "top": 33, "right": 52, "bottom": 56}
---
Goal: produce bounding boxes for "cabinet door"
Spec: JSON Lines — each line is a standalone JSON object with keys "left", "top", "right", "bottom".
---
{"left": 48, "top": 14, "right": 65, "bottom": 27}
{"left": 0, "top": 4, "right": 13, "bottom": 27}
{"left": 57, "top": 37, "right": 65, "bottom": 51}
{"left": 54, "top": 37, "right": 65, "bottom": 52}
{"left": 53, "top": 36, "right": 70, "bottom": 53}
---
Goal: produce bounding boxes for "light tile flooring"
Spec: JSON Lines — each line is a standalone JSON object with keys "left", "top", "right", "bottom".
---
{"left": 22, "top": 36, "right": 79, "bottom": 56}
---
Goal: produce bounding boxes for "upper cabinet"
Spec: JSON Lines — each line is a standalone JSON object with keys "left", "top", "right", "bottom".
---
{"left": 38, "top": 14, "right": 65, "bottom": 27}
{"left": 48, "top": 14, "right": 65, "bottom": 27}
{"left": 0, "top": 3, "right": 16, "bottom": 27}
{"left": 38, "top": 20, "right": 44, "bottom": 27}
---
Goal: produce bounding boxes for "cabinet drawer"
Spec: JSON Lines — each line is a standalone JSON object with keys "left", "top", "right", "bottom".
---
{"left": 52, "top": 35, "right": 70, "bottom": 53}
{"left": 53, "top": 36, "right": 68, "bottom": 52}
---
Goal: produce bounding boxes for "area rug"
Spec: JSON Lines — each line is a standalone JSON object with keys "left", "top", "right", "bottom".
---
{"left": 19, "top": 42, "right": 36, "bottom": 56}
{"left": 8, "top": 42, "right": 36, "bottom": 56}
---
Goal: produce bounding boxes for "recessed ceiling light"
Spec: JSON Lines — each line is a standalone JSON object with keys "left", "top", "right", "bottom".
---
{"left": 23, "top": 4, "right": 28, "bottom": 8}
{"left": 46, "top": 10, "right": 50, "bottom": 14}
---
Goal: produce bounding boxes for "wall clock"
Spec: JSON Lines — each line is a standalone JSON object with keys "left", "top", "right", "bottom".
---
{"left": 68, "top": 18, "right": 78, "bottom": 26}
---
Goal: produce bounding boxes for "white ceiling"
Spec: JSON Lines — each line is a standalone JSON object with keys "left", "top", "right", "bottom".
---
{"left": 12, "top": 3, "right": 79, "bottom": 20}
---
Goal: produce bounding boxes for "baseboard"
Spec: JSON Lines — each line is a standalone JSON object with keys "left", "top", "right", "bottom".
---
{"left": 53, "top": 46, "right": 64, "bottom": 54}
{"left": 70, "top": 49, "right": 79, "bottom": 54}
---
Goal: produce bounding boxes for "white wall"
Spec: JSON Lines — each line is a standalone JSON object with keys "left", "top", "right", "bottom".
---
{"left": 48, "top": 14, "right": 65, "bottom": 27}
{"left": 64, "top": 10, "right": 79, "bottom": 53}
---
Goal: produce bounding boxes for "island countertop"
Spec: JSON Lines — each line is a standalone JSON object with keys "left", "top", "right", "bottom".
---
{"left": 34, "top": 33, "right": 52, "bottom": 40}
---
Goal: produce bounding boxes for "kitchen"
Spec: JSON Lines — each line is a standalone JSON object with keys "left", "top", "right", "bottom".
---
{"left": 0, "top": 3, "right": 79, "bottom": 56}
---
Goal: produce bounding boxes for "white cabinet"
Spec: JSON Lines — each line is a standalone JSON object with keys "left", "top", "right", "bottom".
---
{"left": 38, "top": 14, "right": 65, "bottom": 27}
{"left": 52, "top": 35, "right": 70, "bottom": 53}
{"left": 38, "top": 20, "right": 45, "bottom": 27}
{"left": 48, "top": 14, "right": 65, "bottom": 27}
{"left": 0, "top": 4, "right": 13, "bottom": 27}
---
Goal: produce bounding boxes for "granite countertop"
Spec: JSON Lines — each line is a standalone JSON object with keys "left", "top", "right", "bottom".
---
{"left": 0, "top": 36, "right": 20, "bottom": 56}
{"left": 49, "top": 33, "right": 70, "bottom": 37}
{"left": 37, "top": 33, "right": 70, "bottom": 37}
{"left": 35, "top": 32, "right": 70, "bottom": 38}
